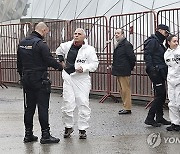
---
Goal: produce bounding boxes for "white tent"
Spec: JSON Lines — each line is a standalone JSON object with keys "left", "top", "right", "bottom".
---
{"left": 1, "top": 0, "right": 180, "bottom": 22}
{"left": 0, "top": 0, "right": 28, "bottom": 23}
{"left": 22, "top": 0, "right": 180, "bottom": 20}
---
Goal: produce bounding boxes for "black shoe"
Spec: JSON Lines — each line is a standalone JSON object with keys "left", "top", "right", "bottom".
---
{"left": 156, "top": 118, "right": 171, "bottom": 125}
{"left": 145, "top": 119, "right": 161, "bottom": 127}
{"left": 118, "top": 109, "right": 131, "bottom": 114}
{"left": 23, "top": 129, "right": 38, "bottom": 143}
{"left": 40, "top": 128, "right": 60, "bottom": 144}
{"left": 40, "top": 135, "right": 60, "bottom": 144}
{"left": 118, "top": 109, "right": 124, "bottom": 112}
{"left": 79, "top": 130, "right": 87, "bottom": 139}
{"left": 166, "top": 124, "right": 180, "bottom": 131}
{"left": 24, "top": 134, "right": 38, "bottom": 143}
{"left": 64, "top": 127, "right": 74, "bottom": 138}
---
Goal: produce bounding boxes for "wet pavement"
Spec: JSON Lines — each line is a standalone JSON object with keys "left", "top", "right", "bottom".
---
{"left": 0, "top": 86, "right": 180, "bottom": 154}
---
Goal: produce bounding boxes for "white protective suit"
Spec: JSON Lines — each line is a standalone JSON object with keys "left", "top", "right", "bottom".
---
{"left": 164, "top": 46, "right": 180, "bottom": 125}
{"left": 56, "top": 39, "right": 99, "bottom": 130}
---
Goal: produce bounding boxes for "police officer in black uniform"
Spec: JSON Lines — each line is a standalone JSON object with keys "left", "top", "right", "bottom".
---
{"left": 17, "top": 22, "right": 63, "bottom": 144}
{"left": 144, "top": 24, "right": 171, "bottom": 127}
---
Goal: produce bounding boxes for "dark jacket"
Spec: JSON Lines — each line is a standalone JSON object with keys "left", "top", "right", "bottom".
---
{"left": 112, "top": 38, "right": 136, "bottom": 76}
{"left": 17, "top": 31, "right": 63, "bottom": 90}
{"left": 144, "top": 31, "right": 168, "bottom": 80}
{"left": 17, "top": 31, "right": 63, "bottom": 76}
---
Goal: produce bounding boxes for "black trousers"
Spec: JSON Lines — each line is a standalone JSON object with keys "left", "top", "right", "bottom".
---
{"left": 147, "top": 71, "right": 166, "bottom": 119}
{"left": 22, "top": 71, "right": 50, "bottom": 130}
{"left": 24, "top": 88, "right": 50, "bottom": 130}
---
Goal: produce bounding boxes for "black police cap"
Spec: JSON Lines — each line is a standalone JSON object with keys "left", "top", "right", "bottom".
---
{"left": 157, "top": 24, "right": 170, "bottom": 33}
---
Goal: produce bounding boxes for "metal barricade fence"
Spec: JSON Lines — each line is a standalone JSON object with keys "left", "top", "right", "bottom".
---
{"left": 0, "top": 14, "right": 156, "bottom": 102}
{"left": 0, "top": 61, "right": 7, "bottom": 88}
{"left": 157, "top": 8, "right": 180, "bottom": 37}
{"left": 0, "top": 22, "right": 32, "bottom": 84}
{"left": 2, "top": 8, "right": 180, "bottom": 102}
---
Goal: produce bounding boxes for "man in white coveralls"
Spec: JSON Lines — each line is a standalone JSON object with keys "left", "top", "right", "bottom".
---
{"left": 56, "top": 28, "right": 99, "bottom": 139}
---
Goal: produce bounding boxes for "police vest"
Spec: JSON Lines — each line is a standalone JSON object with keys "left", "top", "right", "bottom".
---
{"left": 19, "top": 37, "right": 44, "bottom": 71}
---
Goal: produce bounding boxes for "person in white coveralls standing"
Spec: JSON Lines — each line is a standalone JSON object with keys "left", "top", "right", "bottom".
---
{"left": 164, "top": 34, "right": 180, "bottom": 131}
{"left": 56, "top": 28, "right": 99, "bottom": 139}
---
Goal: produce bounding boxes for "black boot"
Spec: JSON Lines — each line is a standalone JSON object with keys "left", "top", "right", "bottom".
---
{"left": 64, "top": 127, "right": 74, "bottom": 138}
{"left": 79, "top": 130, "right": 87, "bottom": 139}
{"left": 40, "top": 128, "right": 60, "bottom": 144}
{"left": 144, "top": 112, "right": 161, "bottom": 127}
{"left": 24, "top": 128, "right": 38, "bottom": 143}
{"left": 156, "top": 117, "right": 171, "bottom": 125}
{"left": 166, "top": 124, "right": 180, "bottom": 131}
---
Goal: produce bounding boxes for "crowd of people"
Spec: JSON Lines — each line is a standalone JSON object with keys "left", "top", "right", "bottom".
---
{"left": 16, "top": 22, "right": 180, "bottom": 144}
